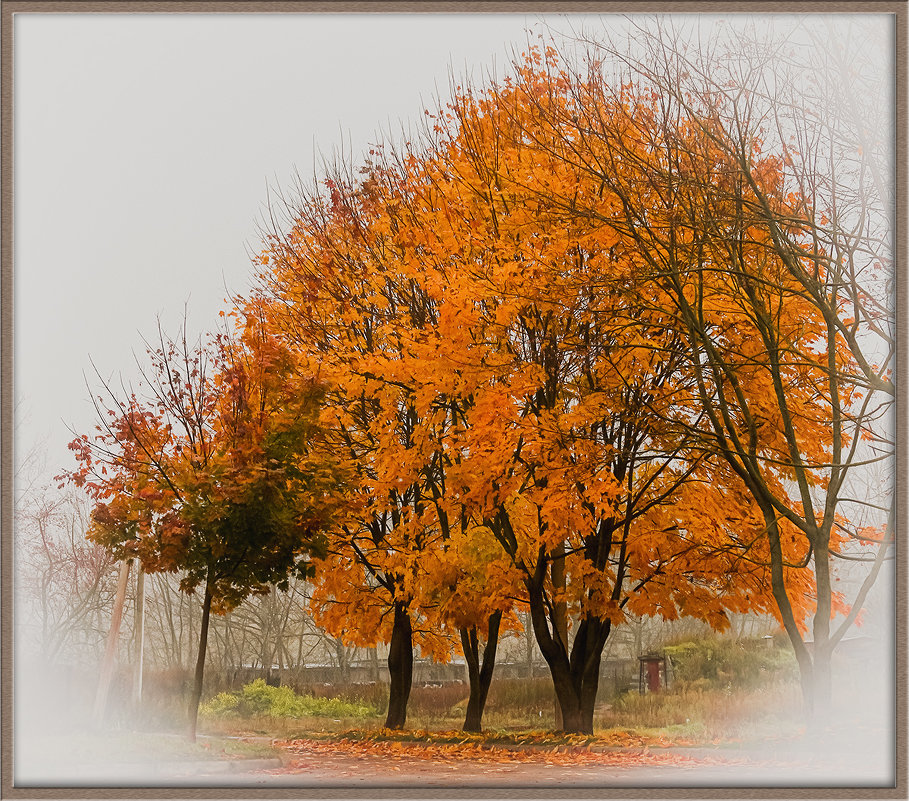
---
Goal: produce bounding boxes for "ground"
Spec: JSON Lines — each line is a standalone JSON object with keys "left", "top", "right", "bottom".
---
{"left": 12, "top": 725, "right": 895, "bottom": 790}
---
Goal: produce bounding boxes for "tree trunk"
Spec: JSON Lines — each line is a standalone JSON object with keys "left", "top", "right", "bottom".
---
{"left": 763, "top": 507, "right": 816, "bottom": 718}
{"left": 384, "top": 601, "right": 413, "bottom": 729}
{"left": 335, "top": 637, "right": 351, "bottom": 684}
{"left": 525, "top": 562, "right": 610, "bottom": 735}
{"left": 549, "top": 665, "right": 586, "bottom": 733}
{"left": 92, "top": 559, "right": 132, "bottom": 728}
{"left": 810, "top": 540, "right": 834, "bottom": 722}
{"left": 132, "top": 565, "right": 146, "bottom": 708}
{"left": 524, "top": 611, "right": 534, "bottom": 678}
{"left": 187, "top": 583, "right": 213, "bottom": 742}
{"left": 459, "top": 611, "right": 502, "bottom": 733}
{"left": 808, "top": 644, "right": 833, "bottom": 730}
{"left": 550, "top": 616, "right": 608, "bottom": 735}
{"left": 371, "top": 645, "right": 380, "bottom": 683}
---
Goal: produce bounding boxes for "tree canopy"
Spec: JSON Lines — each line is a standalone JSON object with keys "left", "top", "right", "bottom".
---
{"left": 65, "top": 24, "right": 892, "bottom": 736}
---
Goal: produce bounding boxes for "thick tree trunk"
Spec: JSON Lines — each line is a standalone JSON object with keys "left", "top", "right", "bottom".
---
{"left": 548, "top": 663, "right": 585, "bottom": 732}
{"left": 187, "top": 583, "right": 213, "bottom": 742}
{"left": 576, "top": 633, "right": 603, "bottom": 734}
{"left": 526, "top": 564, "right": 609, "bottom": 735}
{"left": 384, "top": 601, "right": 413, "bottom": 729}
{"left": 460, "top": 611, "right": 502, "bottom": 733}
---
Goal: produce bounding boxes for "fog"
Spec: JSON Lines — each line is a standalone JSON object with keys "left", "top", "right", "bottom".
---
{"left": 11, "top": 9, "right": 898, "bottom": 791}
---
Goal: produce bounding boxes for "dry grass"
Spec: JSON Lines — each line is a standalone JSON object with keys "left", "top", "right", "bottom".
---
{"left": 198, "top": 676, "right": 804, "bottom": 747}
{"left": 597, "top": 681, "right": 803, "bottom": 743}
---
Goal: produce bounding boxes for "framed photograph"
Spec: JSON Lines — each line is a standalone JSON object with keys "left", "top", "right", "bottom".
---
{"left": 2, "top": 3, "right": 904, "bottom": 798}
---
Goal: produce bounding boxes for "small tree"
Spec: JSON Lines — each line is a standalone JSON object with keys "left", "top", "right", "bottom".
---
{"left": 63, "top": 315, "right": 342, "bottom": 739}
{"left": 257, "top": 159, "right": 469, "bottom": 730}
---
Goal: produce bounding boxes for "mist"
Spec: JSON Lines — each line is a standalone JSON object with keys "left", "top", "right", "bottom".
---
{"left": 10, "top": 9, "right": 898, "bottom": 791}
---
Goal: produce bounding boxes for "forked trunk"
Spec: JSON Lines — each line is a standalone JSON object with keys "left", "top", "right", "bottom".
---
{"left": 547, "top": 625, "right": 605, "bottom": 735}
{"left": 187, "top": 582, "right": 213, "bottom": 742}
{"left": 526, "top": 565, "right": 610, "bottom": 735}
{"left": 384, "top": 601, "right": 413, "bottom": 729}
{"left": 549, "top": 666, "right": 585, "bottom": 733}
{"left": 460, "top": 611, "right": 502, "bottom": 733}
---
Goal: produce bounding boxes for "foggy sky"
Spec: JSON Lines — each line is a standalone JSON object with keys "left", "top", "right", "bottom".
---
{"left": 15, "top": 12, "right": 563, "bottom": 481}
{"left": 13, "top": 11, "right": 893, "bottom": 487}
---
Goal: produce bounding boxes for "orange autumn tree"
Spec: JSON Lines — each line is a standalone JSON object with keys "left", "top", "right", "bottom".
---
{"left": 383, "top": 49, "right": 816, "bottom": 734}
{"left": 258, "top": 153, "right": 531, "bottom": 732}
{"left": 503, "top": 30, "right": 892, "bottom": 719}
{"left": 255, "top": 162, "right": 463, "bottom": 729}
{"left": 63, "top": 316, "right": 341, "bottom": 739}
{"left": 253, "top": 44, "right": 820, "bottom": 735}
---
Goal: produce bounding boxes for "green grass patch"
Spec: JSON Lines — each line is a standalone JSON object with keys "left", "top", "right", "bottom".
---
{"left": 200, "top": 679, "right": 379, "bottom": 721}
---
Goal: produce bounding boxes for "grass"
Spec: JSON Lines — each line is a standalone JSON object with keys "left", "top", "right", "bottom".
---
{"left": 197, "top": 679, "right": 804, "bottom": 749}
{"left": 195, "top": 640, "right": 805, "bottom": 748}
{"left": 598, "top": 681, "right": 803, "bottom": 744}
{"left": 200, "top": 678, "right": 379, "bottom": 720}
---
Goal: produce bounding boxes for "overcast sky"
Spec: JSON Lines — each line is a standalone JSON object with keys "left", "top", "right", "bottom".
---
{"left": 15, "top": 12, "right": 567, "bottom": 481}
{"left": 14, "top": 11, "right": 894, "bottom": 487}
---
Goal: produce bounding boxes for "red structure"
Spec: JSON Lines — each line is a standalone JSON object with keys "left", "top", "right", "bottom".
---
{"left": 638, "top": 653, "right": 669, "bottom": 694}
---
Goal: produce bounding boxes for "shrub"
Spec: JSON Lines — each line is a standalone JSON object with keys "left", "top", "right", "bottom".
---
{"left": 663, "top": 637, "right": 797, "bottom": 690}
{"left": 202, "top": 691, "right": 241, "bottom": 717}
{"left": 200, "top": 679, "right": 377, "bottom": 720}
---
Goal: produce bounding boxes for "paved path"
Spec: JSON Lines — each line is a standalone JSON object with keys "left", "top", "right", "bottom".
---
{"left": 13, "top": 734, "right": 894, "bottom": 791}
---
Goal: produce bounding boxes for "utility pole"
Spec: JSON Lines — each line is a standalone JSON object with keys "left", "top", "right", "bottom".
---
{"left": 132, "top": 565, "right": 146, "bottom": 709}
{"left": 92, "top": 559, "right": 132, "bottom": 728}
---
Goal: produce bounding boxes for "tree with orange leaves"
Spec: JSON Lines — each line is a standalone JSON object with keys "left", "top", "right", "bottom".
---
{"left": 253, "top": 56, "right": 814, "bottom": 734}
{"left": 339, "top": 54, "right": 813, "bottom": 734}
{"left": 257, "top": 157, "right": 527, "bottom": 731}
{"left": 249, "top": 29, "right": 890, "bottom": 732}
{"left": 255, "top": 161, "right": 460, "bottom": 729}
{"left": 473, "top": 29, "right": 892, "bottom": 721}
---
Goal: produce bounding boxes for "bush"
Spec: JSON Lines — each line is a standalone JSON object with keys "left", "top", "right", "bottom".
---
{"left": 200, "top": 679, "right": 377, "bottom": 720}
{"left": 663, "top": 637, "right": 797, "bottom": 690}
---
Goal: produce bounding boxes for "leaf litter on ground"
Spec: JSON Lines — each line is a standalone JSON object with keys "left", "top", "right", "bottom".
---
{"left": 270, "top": 730, "right": 771, "bottom": 771}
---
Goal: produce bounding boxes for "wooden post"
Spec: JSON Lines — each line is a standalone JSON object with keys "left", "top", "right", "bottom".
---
{"left": 92, "top": 559, "right": 132, "bottom": 727}
{"left": 133, "top": 565, "right": 146, "bottom": 708}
